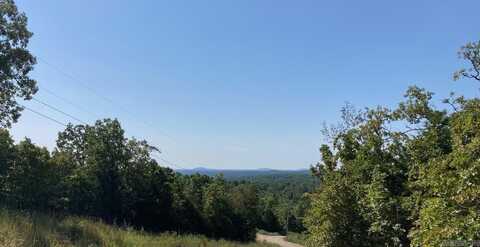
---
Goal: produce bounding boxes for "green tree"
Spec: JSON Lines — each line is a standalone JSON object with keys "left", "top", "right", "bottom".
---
{"left": 6, "top": 139, "right": 60, "bottom": 211}
{"left": 203, "top": 177, "right": 235, "bottom": 239}
{"left": 230, "top": 183, "right": 259, "bottom": 240}
{"left": 0, "top": 0, "right": 37, "bottom": 128}
{"left": 258, "top": 194, "right": 282, "bottom": 233}
{"left": 0, "top": 128, "right": 14, "bottom": 201}
{"left": 454, "top": 41, "right": 480, "bottom": 82}
{"left": 307, "top": 104, "right": 410, "bottom": 246}
{"left": 305, "top": 173, "right": 368, "bottom": 247}
{"left": 121, "top": 139, "right": 174, "bottom": 231}
{"left": 170, "top": 174, "right": 206, "bottom": 234}
{"left": 306, "top": 141, "right": 369, "bottom": 247}
{"left": 410, "top": 98, "right": 480, "bottom": 246}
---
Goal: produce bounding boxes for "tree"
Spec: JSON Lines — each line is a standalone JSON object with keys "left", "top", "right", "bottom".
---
{"left": 6, "top": 139, "right": 59, "bottom": 211}
{"left": 0, "top": 128, "right": 14, "bottom": 201}
{"left": 0, "top": 0, "right": 37, "bottom": 128}
{"left": 203, "top": 177, "right": 235, "bottom": 239}
{"left": 170, "top": 174, "right": 206, "bottom": 234}
{"left": 258, "top": 194, "right": 282, "bottom": 233}
{"left": 121, "top": 139, "right": 174, "bottom": 231}
{"left": 410, "top": 98, "right": 480, "bottom": 246}
{"left": 361, "top": 168, "right": 405, "bottom": 246}
{"left": 454, "top": 41, "right": 480, "bottom": 82}
{"left": 307, "top": 103, "right": 411, "bottom": 246}
{"left": 229, "top": 183, "right": 259, "bottom": 240}
{"left": 305, "top": 173, "right": 368, "bottom": 247}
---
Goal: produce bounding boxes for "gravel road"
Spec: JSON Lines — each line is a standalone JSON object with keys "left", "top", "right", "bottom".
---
{"left": 256, "top": 233, "right": 304, "bottom": 247}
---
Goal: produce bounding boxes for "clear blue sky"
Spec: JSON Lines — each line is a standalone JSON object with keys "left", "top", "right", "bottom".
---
{"left": 10, "top": 0, "right": 480, "bottom": 169}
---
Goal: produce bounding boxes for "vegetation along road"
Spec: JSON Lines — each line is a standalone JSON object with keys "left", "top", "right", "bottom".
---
{"left": 256, "top": 234, "right": 304, "bottom": 247}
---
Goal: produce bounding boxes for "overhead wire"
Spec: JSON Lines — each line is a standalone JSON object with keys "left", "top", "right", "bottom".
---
{"left": 37, "top": 56, "right": 175, "bottom": 142}
{"left": 35, "top": 57, "right": 185, "bottom": 169}
{"left": 32, "top": 97, "right": 89, "bottom": 125}
{"left": 24, "top": 101, "right": 185, "bottom": 169}
{"left": 39, "top": 86, "right": 103, "bottom": 120}
{"left": 21, "top": 104, "right": 68, "bottom": 127}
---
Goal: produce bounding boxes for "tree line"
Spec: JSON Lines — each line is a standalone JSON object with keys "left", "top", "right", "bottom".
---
{"left": 0, "top": 120, "right": 315, "bottom": 242}
{"left": 304, "top": 41, "right": 480, "bottom": 246}
{"left": 0, "top": 119, "right": 268, "bottom": 241}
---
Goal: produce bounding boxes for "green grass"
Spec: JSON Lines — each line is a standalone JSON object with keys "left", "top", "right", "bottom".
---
{"left": 286, "top": 232, "right": 308, "bottom": 246}
{"left": 0, "top": 209, "right": 276, "bottom": 247}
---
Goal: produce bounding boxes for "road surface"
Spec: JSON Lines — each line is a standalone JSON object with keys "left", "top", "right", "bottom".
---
{"left": 256, "top": 233, "right": 304, "bottom": 247}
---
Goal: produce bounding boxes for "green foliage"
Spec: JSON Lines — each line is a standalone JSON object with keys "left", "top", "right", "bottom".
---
{"left": 0, "top": 120, "right": 259, "bottom": 242}
{"left": 0, "top": 128, "right": 15, "bottom": 200}
{"left": 306, "top": 41, "right": 480, "bottom": 246}
{"left": 258, "top": 195, "right": 282, "bottom": 233}
{"left": 287, "top": 232, "right": 308, "bottom": 246}
{"left": 305, "top": 173, "right": 368, "bottom": 247}
{"left": 409, "top": 99, "right": 480, "bottom": 246}
{"left": 203, "top": 178, "right": 234, "bottom": 239}
{"left": 0, "top": 0, "right": 37, "bottom": 128}
{"left": 239, "top": 172, "right": 318, "bottom": 234}
{"left": 3, "top": 138, "right": 62, "bottom": 211}
{"left": 454, "top": 41, "right": 480, "bottom": 81}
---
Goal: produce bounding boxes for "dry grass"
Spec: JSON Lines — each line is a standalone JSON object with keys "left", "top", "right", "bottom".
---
{"left": 0, "top": 209, "right": 276, "bottom": 247}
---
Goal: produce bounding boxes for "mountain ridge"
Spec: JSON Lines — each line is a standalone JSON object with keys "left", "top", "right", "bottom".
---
{"left": 176, "top": 167, "right": 310, "bottom": 179}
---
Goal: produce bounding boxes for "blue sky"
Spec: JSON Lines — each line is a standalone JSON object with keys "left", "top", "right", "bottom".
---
{"left": 10, "top": 0, "right": 480, "bottom": 169}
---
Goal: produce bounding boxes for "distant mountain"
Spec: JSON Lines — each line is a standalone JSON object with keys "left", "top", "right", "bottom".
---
{"left": 176, "top": 167, "right": 310, "bottom": 179}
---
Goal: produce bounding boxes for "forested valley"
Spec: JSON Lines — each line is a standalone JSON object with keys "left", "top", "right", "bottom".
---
{"left": 1, "top": 0, "right": 480, "bottom": 246}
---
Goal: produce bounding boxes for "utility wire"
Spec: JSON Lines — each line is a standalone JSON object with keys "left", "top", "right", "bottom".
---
{"left": 37, "top": 57, "right": 174, "bottom": 142}
{"left": 32, "top": 97, "right": 89, "bottom": 125}
{"left": 23, "top": 101, "right": 185, "bottom": 169}
{"left": 151, "top": 153, "right": 186, "bottom": 170}
{"left": 21, "top": 104, "right": 68, "bottom": 127}
{"left": 39, "top": 86, "right": 102, "bottom": 120}
{"left": 37, "top": 57, "right": 118, "bottom": 106}
{"left": 36, "top": 56, "right": 187, "bottom": 168}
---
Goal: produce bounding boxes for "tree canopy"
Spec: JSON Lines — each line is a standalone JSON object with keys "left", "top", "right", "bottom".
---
{"left": 305, "top": 41, "right": 480, "bottom": 247}
{"left": 0, "top": 0, "right": 37, "bottom": 128}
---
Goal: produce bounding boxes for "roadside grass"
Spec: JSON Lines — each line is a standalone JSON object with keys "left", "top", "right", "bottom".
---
{"left": 286, "top": 232, "right": 308, "bottom": 246}
{"left": 0, "top": 209, "right": 276, "bottom": 247}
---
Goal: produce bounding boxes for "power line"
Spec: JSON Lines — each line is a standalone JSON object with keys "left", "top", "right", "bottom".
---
{"left": 24, "top": 102, "right": 184, "bottom": 169}
{"left": 37, "top": 57, "right": 175, "bottom": 142}
{"left": 21, "top": 104, "right": 68, "bottom": 127}
{"left": 39, "top": 86, "right": 102, "bottom": 120}
{"left": 151, "top": 153, "right": 186, "bottom": 170}
{"left": 36, "top": 56, "right": 188, "bottom": 168}
{"left": 37, "top": 57, "right": 117, "bottom": 106}
{"left": 23, "top": 101, "right": 185, "bottom": 169}
{"left": 32, "top": 97, "right": 89, "bottom": 125}
{"left": 161, "top": 158, "right": 186, "bottom": 170}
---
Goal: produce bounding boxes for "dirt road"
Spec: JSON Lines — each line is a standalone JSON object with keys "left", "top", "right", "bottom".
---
{"left": 256, "top": 233, "right": 304, "bottom": 247}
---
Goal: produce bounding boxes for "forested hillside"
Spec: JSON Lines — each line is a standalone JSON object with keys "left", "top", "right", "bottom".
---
{"left": 177, "top": 167, "right": 310, "bottom": 179}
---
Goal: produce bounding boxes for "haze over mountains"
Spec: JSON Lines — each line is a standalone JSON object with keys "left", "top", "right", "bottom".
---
{"left": 176, "top": 167, "right": 310, "bottom": 179}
